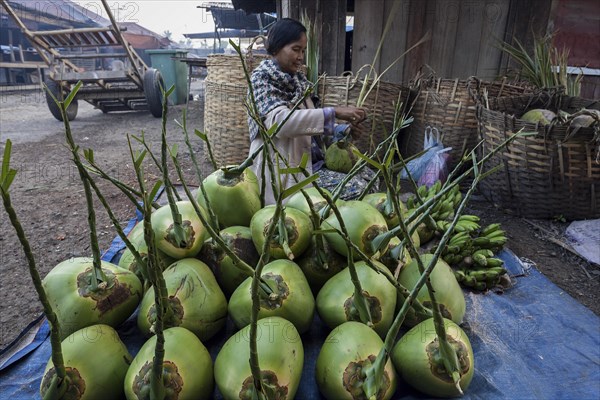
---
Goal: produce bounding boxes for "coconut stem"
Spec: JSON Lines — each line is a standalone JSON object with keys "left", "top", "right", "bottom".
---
{"left": 64, "top": 138, "right": 147, "bottom": 285}
{"left": 362, "top": 168, "right": 481, "bottom": 398}
{"left": 82, "top": 168, "right": 147, "bottom": 279}
{"left": 362, "top": 125, "right": 528, "bottom": 397}
{"left": 175, "top": 111, "right": 220, "bottom": 231}
{"left": 0, "top": 149, "right": 68, "bottom": 394}
{"left": 296, "top": 165, "right": 432, "bottom": 317}
{"left": 81, "top": 158, "right": 157, "bottom": 212}
{"left": 56, "top": 83, "right": 107, "bottom": 289}
{"left": 249, "top": 196, "right": 287, "bottom": 397}
{"left": 168, "top": 140, "right": 274, "bottom": 295}
{"left": 386, "top": 166, "right": 465, "bottom": 392}
{"left": 128, "top": 137, "right": 168, "bottom": 399}
{"left": 158, "top": 88, "right": 188, "bottom": 251}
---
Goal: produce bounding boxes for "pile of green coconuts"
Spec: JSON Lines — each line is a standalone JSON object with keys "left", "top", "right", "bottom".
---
{"left": 0, "top": 80, "right": 523, "bottom": 400}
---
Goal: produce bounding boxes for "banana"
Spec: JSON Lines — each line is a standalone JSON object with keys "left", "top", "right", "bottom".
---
{"left": 448, "top": 232, "right": 471, "bottom": 249}
{"left": 484, "top": 229, "right": 506, "bottom": 239}
{"left": 437, "top": 220, "right": 450, "bottom": 232}
{"left": 462, "top": 275, "right": 478, "bottom": 287}
{"left": 455, "top": 220, "right": 480, "bottom": 232}
{"left": 445, "top": 245, "right": 462, "bottom": 255}
{"left": 486, "top": 257, "right": 504, "bottom": 268}
{"left": 454, "top": 224, "right": 467, "bottom": 233}
{"left": 468, "top": 269, "right": 497, "bottom": 281}
{"left": 437, "top": 211, "right": 452, "bottom": 221}
{"left": 473, "top": 253, "right": 488, "bottom": 267}
{"left": 449, "top": 231, "right": 470, "bottom": 243}
{"left": 449, "top": 254, "right": 464, "bottom": 265}
{"left": 481, "top": 223, "right": 502, "bottom": 236}
{"left": 473, "top": 249, "right": 494, "bottom": 258}
{"left": 454, "top": 270, "right": 466, "bottom": 282}
{"left": 459, "top": 215, "right": 480, "bottom": 223}
{"left": 440, "top": 200, "right": 455, "bottom": 213}
{"left": 472, "top": 237, "right": 491, "bottom": 247}
{"left": 488, "top": 237, "right": 508, "bottom": 247}
{"left": 417, "top": 185, "right": 427, "bottom": 198}
{"left": 452, "top": 191, "right": 462, "bottom": 208}
{"left": 428, "top": 181, "right": 441, "bottom": 197}
{"left": 487, "top": 266, "right": 507, "bottom": 275}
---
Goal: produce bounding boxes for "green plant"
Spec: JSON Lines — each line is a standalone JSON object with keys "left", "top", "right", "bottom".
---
{"left": 500, "top": 32, "right": 583, "bottom": 96}
{"left": 300, "top": 10, "right": 319, "bottom": 85}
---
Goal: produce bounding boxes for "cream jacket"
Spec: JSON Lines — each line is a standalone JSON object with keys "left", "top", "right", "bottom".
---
{"left": 249, "top": 98, "right": 325, "bottom": 205}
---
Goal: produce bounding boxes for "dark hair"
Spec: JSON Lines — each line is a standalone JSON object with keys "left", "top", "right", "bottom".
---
{"left": 266, "top": 18, "right": 306, "bottom": 56}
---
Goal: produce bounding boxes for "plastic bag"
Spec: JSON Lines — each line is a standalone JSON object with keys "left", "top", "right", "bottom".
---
{"left": 400, "top": 127, "right": 450, "bottom": 182}
{"left": 418, "top": 147, "right": 452, "bottom": 187}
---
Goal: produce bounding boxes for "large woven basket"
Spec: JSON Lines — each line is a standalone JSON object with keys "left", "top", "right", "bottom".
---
{"left": 318, "top": 75, "right": 411, "bottom": 156}
{"left": 204, "top": 48, "right": 269, "bottom": 166}
{"left": 477, "top": 92, "right": 600, "bottom": 220}
{"left": 401, "top": 75, "right": 531, "bottom": 169}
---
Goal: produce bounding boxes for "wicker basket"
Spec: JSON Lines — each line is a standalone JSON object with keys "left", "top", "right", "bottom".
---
{"left": 317, "top": 74, "right": 411, "bottom": 156}
{"left": 204, "top": 47, "right": 269, "bottom": 166}
{"left": 477, "top": 92, "right": 600, "bottom": 220}
{"left": 401, "top": 75, "right": 531, "bottom": 169}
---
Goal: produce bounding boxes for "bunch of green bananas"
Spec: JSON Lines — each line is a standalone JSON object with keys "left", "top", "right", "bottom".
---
{"left": 436, "top": 214, "right": 480, "bottom": 233}
{"left": 441, "top": 223, "right": 509, "bottom": 291}
{"left": 406, "top": 182, "right": 462, "bottom": 223}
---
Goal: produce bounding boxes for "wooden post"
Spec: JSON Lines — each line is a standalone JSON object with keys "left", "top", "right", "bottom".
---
{"left": 276, "top": 0, "right": 347, "bottom": 76}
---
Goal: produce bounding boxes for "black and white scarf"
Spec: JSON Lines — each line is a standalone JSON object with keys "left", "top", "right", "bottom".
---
{"left": 248, "top": 59, "right": 312, "bottom": 142}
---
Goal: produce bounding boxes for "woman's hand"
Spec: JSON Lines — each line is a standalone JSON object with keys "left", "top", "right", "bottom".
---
{"left": 334, "top": 106, "right": 367, "bottom": 126}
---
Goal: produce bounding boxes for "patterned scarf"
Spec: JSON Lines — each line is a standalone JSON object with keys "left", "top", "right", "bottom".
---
{"left": 248, "top": 58, "right": 312, "bottom": 141}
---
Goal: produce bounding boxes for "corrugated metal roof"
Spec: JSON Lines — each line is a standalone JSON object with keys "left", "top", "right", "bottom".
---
{"left": 231, "top": 0, "right": 276, "bottom": 14}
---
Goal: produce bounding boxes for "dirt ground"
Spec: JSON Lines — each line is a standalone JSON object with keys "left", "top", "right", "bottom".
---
{"left": 0, "top": 85, "right": 598, "bottom": 350}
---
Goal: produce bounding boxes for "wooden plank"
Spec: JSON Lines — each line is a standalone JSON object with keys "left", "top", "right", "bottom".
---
{"left": 352, "top": 0, "right": 385, "bottom": 76}
{"left": 403, "top": 0, "right": 432, "bottom": 82}
{"left": 53, "top": 70, "right": 133, "bottom": 82}
{"left": 450, "top": 1, "right": 485, "bottom": 78}
{"left": 0, "top": 62, "right": 47, "bottom": 69}
{"left": 379, "top": 0, "right": 408, "bottom": 83}
{"left": 280, "top": 0, "right": 300, "bottom": 19}
{"left": 319, "top": 0, "right": 347, "bottom": 76}
{"left": 0, "top": 84, "right": 41, "bottom": 92}
{"left": 499, "top": 0, "right": 553, "bottom": 77}
{"left": 427, "top": 0, "right": 460, "bottom": 78}
{"left": 476, "top": 0, "right": 510, "bottom": 80}
{"left": 29, "top": 27, "right": 115, "bottom": 37}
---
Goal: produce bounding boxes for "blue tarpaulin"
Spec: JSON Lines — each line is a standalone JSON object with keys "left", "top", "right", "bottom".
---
{"left": 1, "top": 234, "right": 599, "bottom": 399}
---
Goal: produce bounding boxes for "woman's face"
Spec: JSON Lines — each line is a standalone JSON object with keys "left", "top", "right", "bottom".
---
{"left": 273, "top": 33, "right": 307, "bottom": 74}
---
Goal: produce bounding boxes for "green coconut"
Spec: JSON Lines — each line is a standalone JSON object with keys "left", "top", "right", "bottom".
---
{"left": 325, "top": 140, "right": 360, "bottom": 173}
{"left": 520, "top": 109, "right": 556, "bottom": 126}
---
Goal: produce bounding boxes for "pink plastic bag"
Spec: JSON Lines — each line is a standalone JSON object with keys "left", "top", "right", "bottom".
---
{"left": 418, "top": 147, "right": 451, "bottom": 188}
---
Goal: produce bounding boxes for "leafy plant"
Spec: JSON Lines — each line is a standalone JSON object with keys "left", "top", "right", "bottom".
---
{"left": 300, "top": 9, "right": 319, "bottom": 85}
{"left": 500, "top": 32, "right": 583, "bottom": 96}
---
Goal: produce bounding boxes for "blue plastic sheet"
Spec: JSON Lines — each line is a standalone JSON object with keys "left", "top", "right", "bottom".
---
{"left": 1, "top": 245, "right": 599, "bottom": 399}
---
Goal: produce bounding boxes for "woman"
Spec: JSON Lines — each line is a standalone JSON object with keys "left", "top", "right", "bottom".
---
{"left": 247, "top": 18, "right": 374, "bottom": 205}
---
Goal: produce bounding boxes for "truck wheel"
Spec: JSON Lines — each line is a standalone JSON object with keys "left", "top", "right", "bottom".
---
{"left": 45, "top": 79, "right": 78, "bottom": 121}
{"left": 144, "top": 68, "right": 165, "bottom": 118}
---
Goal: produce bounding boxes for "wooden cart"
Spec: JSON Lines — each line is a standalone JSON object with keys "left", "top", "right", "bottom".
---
{"left": 1, "top": 0, "right": 165, "bottom": 121}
